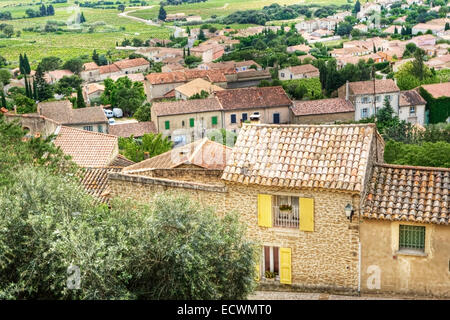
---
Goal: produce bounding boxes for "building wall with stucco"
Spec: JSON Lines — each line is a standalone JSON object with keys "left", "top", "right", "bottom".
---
{"left": 360, "top": 219, "right": 450, "bottom": 298}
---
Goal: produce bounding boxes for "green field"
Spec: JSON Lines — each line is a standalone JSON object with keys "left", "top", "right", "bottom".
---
{"left": 0, "top": 1, "right": 170, "bottom": 66}
{"left": 129, "top": 0, "right": 349, "bottom": 20}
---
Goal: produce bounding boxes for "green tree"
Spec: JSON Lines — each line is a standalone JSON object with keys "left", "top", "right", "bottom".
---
{"left": 13, "top": 94, "right": 36, "bottom": 114}
{"left": 384, "top": 141, "right": 450, "bottom": 167}
{"left": 80, "top": 12, "right": 86, "bottom": 23}
{"left": 101, "top": 77, "right": 146, "bottom": 116}
{"left": 133, "top": 103, "right": 152, "bottom": 121}
{"left": 354, "top": 0, "right": 361, "bottom": 13}
{"left": 92, "top": 50, "right": 100, "bottom": 65}
{"left": 23, "top": 54, "right": 31, "bottom": 75}
{"left": 63, "top": 58, "right": 84, "bottom": 74}
{"left": 39, "top": 56, "right": 62, "bottom": 72}
{"left": 411, "top": 48, "right": 426, "bottom": 80}
{"left": 0, "top": 69, "right": 11, "bottom": 85}
{"left": 207, "top": 129, "right": 237, "bottom": 147}
{"left": 2, "top": 25, "right": 13, "bottom": 38}
{"left": 55, "top": 75, "right": 83, "bottom": 96}
{"left": 34, "top": 64, "right": 54, "bottom": 101}
{"left": 118, "top": 132, "right": 172, "bottom": 162}
{"left": 76, "top": 86, "right": 86, "bottom": 108}
{"left": 158, "top": 5, "right": 167, "bottom": 21}
{"left": 184, "top": 55, "right": 202, "bottom": 67}
{"left": 118, "top": 4, "right": 125, "bottom": 12}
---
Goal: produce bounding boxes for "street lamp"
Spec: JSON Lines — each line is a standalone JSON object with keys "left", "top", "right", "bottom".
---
{"left": 345, "top": 203, "right": 354, "bottom": 221}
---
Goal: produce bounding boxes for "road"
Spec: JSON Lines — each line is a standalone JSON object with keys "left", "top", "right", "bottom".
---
{"left": 118, "top": 5, "right": 161, "bottom": 27}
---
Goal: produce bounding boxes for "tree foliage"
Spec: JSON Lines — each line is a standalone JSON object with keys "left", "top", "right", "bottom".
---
{"left": 118, "top": 132, "right": 173, "bottom": 162}
{"left": 101, "top": 77, "right": 146, "bottom": 116}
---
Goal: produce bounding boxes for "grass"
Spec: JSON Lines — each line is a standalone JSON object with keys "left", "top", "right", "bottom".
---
{"left": 128, "top": 0, "right": 349, "bottom": 20}
{"left": 0, "top": 3, "right": 171, "bottom": 66}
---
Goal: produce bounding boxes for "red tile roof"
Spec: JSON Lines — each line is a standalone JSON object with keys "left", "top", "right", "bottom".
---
{"left": 363, "top": 163, "right": 449, "bottom": 225}
{"left": 108, "top": 121, "right": 157, "bottom": 138}
{"left": 113, "top": 58, "right": 149, "bottom": 70}
{"left": 399, "top": 90, "right": 427, "bottom": 107}
{"left": 287, "top": 64, "right": 319, "bottom": 75}
{"left": 215, "top": 86, "right": 291, "bottom": 110}
{"left": 146, "top": 69, "right": 226, "bottom": 85}
{"left": 38, "top": 101, "right": 108, "bottom": 125}
{"left": 53, "top": 126, "right": 118, "bottom": 167}
{"left": 347, "top": 79, "right": 400, "bottom": 95}
{"left": 99, "top": 64, "right": 120, "bottom": 75}
{"left": 420, "top": 82, "right": 450, "bottom": 99}
{"left": 291, "top": 98, "right": 354, "bottom": 116}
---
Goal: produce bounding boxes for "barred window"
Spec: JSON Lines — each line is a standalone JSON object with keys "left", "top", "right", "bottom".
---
{"left": 399, "top": 225, "right": 425, "bottom": 252}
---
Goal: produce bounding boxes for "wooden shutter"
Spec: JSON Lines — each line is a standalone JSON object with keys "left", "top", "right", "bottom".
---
{"left": 299, "top": 198, "right": 314, "bottom": 232}
{"left": 279, "top": 248, "right": 292, "bottom": 285}
{"left": 257, "top": 194, "right": 272, "bottom": 228}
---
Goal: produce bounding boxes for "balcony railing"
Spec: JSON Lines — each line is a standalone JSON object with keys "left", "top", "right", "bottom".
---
{"left": 273, "top": 206, "right": 299, "bottom": 228}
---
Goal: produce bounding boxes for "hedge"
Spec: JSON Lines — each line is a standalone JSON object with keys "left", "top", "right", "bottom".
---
{"left": 419, "top": 87, "right": 450, "bottom": 124}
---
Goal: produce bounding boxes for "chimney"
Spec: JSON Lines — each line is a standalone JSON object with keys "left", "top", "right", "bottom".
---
{"left": 249, "top": 113, "right": 261, "bottom": 124}
{"left": 345, "top": 80, "right": 349, "bottom": 101}
{"left": 144, "top": 152, "right": 150, "bottom": 160}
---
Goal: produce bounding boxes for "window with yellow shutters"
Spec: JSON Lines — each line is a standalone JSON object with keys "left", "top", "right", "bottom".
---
{"left": 299, "top": 198, "right": 314, "bottom": 232}
{"left": 257, "top": 194, "right": 272, "bottom": 228}
{"left": 279, "top": 247, "right": 292, "bottom": 285}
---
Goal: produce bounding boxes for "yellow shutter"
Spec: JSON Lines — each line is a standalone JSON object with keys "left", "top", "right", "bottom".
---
{"left": 257, "top": 194, "right": 272, "bottom": 228}
{"left": 279, "top": 247, "right": 292, "bottom": 285}
{"left": 299, "top": 198, "right": 314, "bottom": 232}
{"left": 255, "top": 263, "right": 260, "bottom": 282}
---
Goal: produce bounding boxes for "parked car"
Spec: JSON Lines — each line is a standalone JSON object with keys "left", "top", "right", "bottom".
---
{"left": 113, "top": 108, "right": 123, "bottom": 118}
{"left": 108, "top": 118, "right": 115, "bottom": 125}
{"left": 104, "top": 109, "right": 114, "bottom": 118}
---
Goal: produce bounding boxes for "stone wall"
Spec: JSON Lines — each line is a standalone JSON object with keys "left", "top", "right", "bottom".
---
{"left": 360, "top": 220, "right": 450, "bottom": 298}
{"left": 127, "top": 167, "right": 224, "bottom": 185}
{"left": 291, "top": 112, "right": 355, "bottom": 125}
{"left": 4, "top": 113, "right": 59, "bottom": 138}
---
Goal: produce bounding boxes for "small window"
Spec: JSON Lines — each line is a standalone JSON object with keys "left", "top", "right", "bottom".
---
{"left": 212, "top": 116, "right": 218, "bottom": 125}
{"left": 280, "top": 72, "right": 285, "bottom": 78}
{"left": 273, "top": 113, "right": 280, "bottom": 124}
{"left": 399, "top": 225, "right": 425, "bottom": 252}
{"left": 182, "top": 120, "right": 185, "bottom": 127}
{"left": 242, "top": 113, "right": 248, "bottom": 121}
{"left": 410, "top": 106, "right": 416, "bottom": 115}
{"left": 230, "top": 114, "right": 237, "bottom": 124}
{"left": 263, "top": 246, "right": 279, "bottom": 279}
{"left": 165, "top": 121, "right": 170, "bottom": 130}
{"left": 189, "top": 118, "right": 195, "bottom": 127}
{"left": 98, "top": 125, "right": 103, "bottom": 133}
{"left": 83, "top": 126, "right": 93, "bottom": 131}
{"left": 361, "top": 108, "right": 368, "bottom": 118}
{"left": 386, "top": 95, "right": 391, "bottom": 101}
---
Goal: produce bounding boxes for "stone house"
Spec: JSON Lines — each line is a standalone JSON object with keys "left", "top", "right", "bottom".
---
{"left": 337, "top": 79, "right": 400, "bottom": 121}
{"left": 37, "top": 100, "right": 109, "bottom": 133}
{"left": 361, "top": 164, "right": 449, "bottom": 297}
{"left": 80, "top": 58, "right": 150, "bottom": 83}
{"left": 108, "top": 121, "right": 157, "bottom": 138}
{"left": 198, "top": 60, "right": 262, "bottom": 72}
{"left": 290, "top": 98, "right": 355, "bottom": 124}
{"left": 151, "top": 98, "right": 224, "bottom": 145}
{"left": 113, "top": 58, "right": 150, "bottom": 75}
{"left": 357, "top": 3, "right": 381, "bottom": 19}
{"left": 84, "top": 83, "right": 105, "bottom": 106}
{"left": 278, "top": 64, "right": 320, "bottom": 81}
{"left": 214, "top": 86, "right": 292, "bottom": 133}
{"left": 412, "top": 23, "right": 445, "bottom": 36}
{"left": 44, "top": 69, "right": 74, "bottom": 84}
{"left": 398, "top": 90, "right": 427, "bottom": 125}
{"left": 109, "top": 123, "right": 385, "bottom": 294}
{"left": 190, "top": 44, "right": 225, "bottom": 63}
{"left": 144, "top": 69, "right": 227, "bottom": 101}
{"left": 409, "top": 34, "right": 436, "bottom": 47}
{"left": 286, "top": 44, "right": 311, "bottom": 54}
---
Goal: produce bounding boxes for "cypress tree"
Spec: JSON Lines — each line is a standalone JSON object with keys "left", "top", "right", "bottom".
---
{"left": 23, "top": 54, "right": 31, "bottom": 75}
{"left": 76, "top": 86, "right": 86, "bottom": 108}
{"left": 40, "top": 4, "right": 47, "bottom": 17}
{"left": 24, "top": 75, "right": 30, "bottom": 98}
{"left": 47, "top": 5, "right": 55, "bottom": 16}
{"left": 158, "top": 6, "right": 166, "bottom": 21}
{"left": 35, "top": 64, "right": 53, "bottom": 101}
{"left": 0, "top": 90, "right": 6, "bottom": 108}
{"left": 92, "top": 50, "right": 100, "bottom": 64}
{"left": 19, "top": 54, "right": 24, "bottom": 75}
{"left": 80, "top": 12, "right": 86, "bottom": 23}
{"left": 32, "top": 78, "right": 37, "bottom": 100}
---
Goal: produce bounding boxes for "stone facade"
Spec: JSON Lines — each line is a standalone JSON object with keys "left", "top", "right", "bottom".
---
{"left": 360, "top": 220, "right": 450, "bottom": 298}
{"left": 290, "top": 111, "right": 355, "bottom": 124}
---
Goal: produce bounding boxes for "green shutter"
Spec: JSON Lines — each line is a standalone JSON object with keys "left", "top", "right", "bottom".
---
{"left": 399, "top": 225, "right": 425, "bottom": 251}
{"left": 165, "top": 120, "right": 170, "bottom": 130}
{"left": 190, "top": 118, "right": 195, "bottom": 127}
{"left": 212, "top": 116, "right": 218, "bottom": 125}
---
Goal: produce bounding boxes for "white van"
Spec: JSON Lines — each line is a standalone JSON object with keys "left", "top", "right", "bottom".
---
{"left": 104, "top": 109, "right": 114, "bottom": 118}
{"left": 113, "top": 108, "right": 123, "bottom": 118}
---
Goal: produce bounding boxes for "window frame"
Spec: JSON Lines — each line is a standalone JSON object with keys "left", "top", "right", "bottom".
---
{"left": 164, "top": 120, "right": 170, "bottom": 130}
{"left": 230, "top": 114, "right": 237, "bottom": 124}
{"left": 399, "top": 225, "right": 425, "bottom": 253}
{"left": 189, "top": 118, "right": 195, "bottom": 128}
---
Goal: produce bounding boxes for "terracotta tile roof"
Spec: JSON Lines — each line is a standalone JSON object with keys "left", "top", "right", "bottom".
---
{"left": 113, "top": 58, "right": 149, "bottom": 70}
{"left": 287, "top": 64, "right": 319, "bottom": 75}
{"left": 83, "top": 62, "right": 99, "bottom": 71}
{"left": 363, "top": 164, "right": 449, "bottom": 225}
{"left": 109, "top": 154, "right": 135, "bottom": 167}
{"left": 110, "top": 73, "right": 145, "bottom": 82}
{"left": 109, "top": 121, "right": 157, "bottom": 137}
{"left": 215, "top": 86, "right": 291, "bottom": 110}
{"left": 221, "top": 123, "right": 378, "bottom": 192}
{"left": 86, "top": 83, "right": 105, "bottom": 95}
{"left": 291, "top": 98, "right": 354, "bottom": 116}
{"left": 420, "top": 82, "right": 450, "bottom": 99}
{"left": 175, "top": 78, "right": 224, "bottom": 97}
{"left": 77, "top": 167, "right": 123, "bottom": 203}
{"left": 146, "top": 69, "right": 226, "bottom": 85}
{"left": 123, "top": 138, "right": 232, "bottom": 172}
{"left": 38, "top": 101, "right": 108, "bottom": 125}
{"left": 53, "top": 126, "right": 118, "bottom": 167}
{"left": 99, "top": 64, "right": 120, "bottom": 75}
{"left": 152, "top": 98, "right": 222, "bottom": 117}
{"left": 347, "top": 79, "right": 400, "bottom": 95}
{"left": 399, "top": 90, "right": 427, "bottom": 107}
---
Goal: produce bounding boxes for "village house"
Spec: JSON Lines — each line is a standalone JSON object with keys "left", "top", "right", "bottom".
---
{"left": 336, "top": 53, "right": 385, "bottom": 69}
{"left": 412, "top": 23, "right": 445, "bottom": 36}
{"left": 198, "top": 60, "right": 262, "bottom": 72}
{"left": 398, "top": 90, "right": 427, "bottom": 125}
{"left": 357, "top": 3, "right": 381, "bottom": 19}
{"left": 361, "top": 164, "right": 449, "bottom": 297}
{"left": 409, "top": 34, "right": 437, "bottom": 47}
{"left": 174, "top": 78, "right": 224, "bottom": 100}
{"left": 425, "top": 54, "right": 450, "bottom": 71}
{"left": 297, "top": 54, "right": 317, "bottom": 64}
{"left": 161, "top": 62, "right": 186, "bottom": 73}
{"left": 337, "top": 79, "right": 400, "bottom": 121}
{"left": 165, "top": 12, "right": 186, "bottom": 22}
{"left": 278, "top": 64, "right": 320, "bottom": 80}
{"left": 215, "top": 86, "right": 292, "bottom": 133}
{"left": 108, "top": 123, "right": 385, "bottom": 294}
{"left": 37, "top": 100, "right": 109, "bottom": 133}
{"left": 331, "top": 46, "right": 373, "bottom": 58}
{"left": 290, "top": 98, "right": 355, "bottom": 124}
{"left": 190, "top": 44, "right": 225, "bottom": 63}
{"left": 80, "top": 58, "right": 150, "bottom": 83}
{"left": 84, "top": 83, "right": 105, "bottom": 106}
{"left": 151, "top": 98, "right": 224, "bottom": 145}
{"left": 144, "top": 69, "right": 227, "bottom": 101}
{"left": 113, "top": 58, "right": 150, "bottom": 74}
{"left": 109, "top": 121, "right": 157, "bottom": 138}
{"left": 353, "top": 24, "right": 369, "bottom": 33}
{"left": 44, "top": 69, "right": 74, "bottom": 84}
{"left": 110, "top": 73, "right": 145, "bottom": 83}
{"left": 286, "top": 44, "right": 311, "bottom": 54}
{"left": 136, "top": 47, "right": 183, "bottom": 63}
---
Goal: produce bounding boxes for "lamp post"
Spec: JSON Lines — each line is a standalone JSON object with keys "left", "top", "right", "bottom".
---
{"left": 345, "top": 203, "right": 354, "bottom": 222}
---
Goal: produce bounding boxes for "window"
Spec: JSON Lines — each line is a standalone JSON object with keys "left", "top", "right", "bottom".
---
{"left": 280, "top": 72, "right": 285, "bottom": 78}
{"left": 362, "top": 97, "right": 369, "bottom": 104}
{"left": 410, "top": 106, "right": 416, "bottom": 115}
{"left": 98, "top": 125, "right": 103, "bottom": 133}
{"left": 182, "top": 120, "right": 185, "bottom": 127}
{"left": 361, "top": 108, "right": 368, "bottom": 118}
{"left": 375, "top": 96, "right": 381, "bottom": 102}
{"left": 273, "top": 196, "right": 299, "bottom": 228}
{"left": 273, "top": 113, "right": 280, "bottom": 124}
{"left": 83, "top": 126, "right": 93, "bottom": 131}
{"left": 212, "top": 116, "right": 218, "bottom": 125}
{"left": 165, "top": 121, "right": 170, "bottom": 130}
{"left": 230, "top": 114, "right": 237, "bottom": 124}
{"left": 386, "top": 95, "right": 391, "bottom": 101}
{"left": 242, "top": 113, "right": 248, "bottom": 121}
{"left": 189, "top": 118, "right": 195, "bottom": 127}
{"left": 263, "top": 246, "right": 279, "bottom": 279}
{"left": 399, "top": 225, "right": 425, "bottom": 252}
